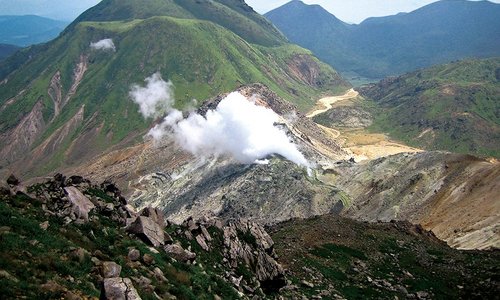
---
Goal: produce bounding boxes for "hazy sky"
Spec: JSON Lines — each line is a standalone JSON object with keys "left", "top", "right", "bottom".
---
{"left": 0, "top": 0, "right": 498, "bottom": 23}
{"left": 247, "top": 0, "right": 500, "bottom": 23}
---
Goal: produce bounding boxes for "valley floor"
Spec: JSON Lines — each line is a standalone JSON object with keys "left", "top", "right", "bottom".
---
{"left": 308, "top": 90, "right": 422, "bottom": 162}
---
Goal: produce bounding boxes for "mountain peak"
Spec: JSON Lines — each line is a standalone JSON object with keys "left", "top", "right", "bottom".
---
{"left": 72, "top": 0, "right": 286, "bottom": 46}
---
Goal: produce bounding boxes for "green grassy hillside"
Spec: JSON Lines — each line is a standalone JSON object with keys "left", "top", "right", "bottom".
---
{"left": 1, "top": 175, "right": 497, "bottom": 299}
{"left": 0, "top": 0, "right": 348, "bottom": 176}
{"left": 72, "top": 0, "right": 286, "bottom": 46}
{"left": 359, "top": 58, "right": 500, "bottom": 158}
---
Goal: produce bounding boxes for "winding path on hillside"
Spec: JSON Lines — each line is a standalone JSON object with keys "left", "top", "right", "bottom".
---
{"left": 306, "top": 88, "right": 359, "bottom": 118}
{"left": 308, "top": 88, "right": 422, "bottom": 161}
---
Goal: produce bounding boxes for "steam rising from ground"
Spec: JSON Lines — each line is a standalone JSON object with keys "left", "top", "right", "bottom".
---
{"left": 131, "top": 74, "right": 310, "bottom": 167}
{"left": 90, "top": 38, "right": 116, "bottom": 51}
{"left": 130, "top": 73, "right": 174, "bottom": 118}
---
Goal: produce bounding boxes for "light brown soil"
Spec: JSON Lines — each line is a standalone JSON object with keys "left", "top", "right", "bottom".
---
{"left": 309, "top": 91, "right": 422, "bottom": 161}
{"left": 306, "top": 89, "right": 359, "bottom": 118}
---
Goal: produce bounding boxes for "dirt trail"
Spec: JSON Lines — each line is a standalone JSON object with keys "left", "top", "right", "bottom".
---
{"left": 306, "top": 89, "right": 359, "bottom": 118}
{"left": 309, "top": 89, "right": 422, "bottom": 161}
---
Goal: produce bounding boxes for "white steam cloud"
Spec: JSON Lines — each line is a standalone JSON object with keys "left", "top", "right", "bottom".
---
{"left": 90, "top": 38, "right": 116, "bottom": 51}
{"left": 129, "top": 73, "right": 174, "bottom": 118}
{"left": 131, "top": 74, "right": 310, "bottom": 168}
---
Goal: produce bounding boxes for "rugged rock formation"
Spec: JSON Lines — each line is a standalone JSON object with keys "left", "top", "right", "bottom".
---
{"left": 127, "top": 215, "right": 167, "bottom": 248}
{"left": 328, "top": 151, "right": 500, "bottom": 250}
{"left": 103, "top": 277, "right": 141, "bottom": 300}
{"left": 0, "top": 174, "right": 497, "bottom": 299}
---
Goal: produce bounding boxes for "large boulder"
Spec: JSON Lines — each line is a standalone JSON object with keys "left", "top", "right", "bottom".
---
{"left": 102, "top": 277, "right": 141, "bottom": 300}
{"left": 126, "top": 207, "right": 171, "bottom": 247}
{"left": 102, "top": 261, "right": 122, "bottom": 278}
{"left": 127, "top": 216, "right": 165, "bottom": 247}
{"left": 140, "top": 207, "right": 166, "bottom": 228}
{"left": 64, "top": 186, "right": 95, "bottom": 222}
{"left": 164, "top": 244, "right": 196, "bottom": 262}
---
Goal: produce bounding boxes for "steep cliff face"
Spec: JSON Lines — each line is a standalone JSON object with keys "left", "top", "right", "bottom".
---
{"left": 327, "top": 152, "right": 500, "bottom": 250}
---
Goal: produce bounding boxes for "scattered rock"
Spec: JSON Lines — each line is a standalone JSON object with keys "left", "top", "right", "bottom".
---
{"left": 6, "top": 174, "right": 20, "bottom": 186}
{"left": 128, "top": 248, "right": 141, "bottom": 262}
{"left": 0, "top": 270, "right": 19, "bottom": 283}
{"left": 153, "top": 267, "right": 167, "bottom": 282}
{"left": 132, "top": 276, "right": 154, "bottom": 292}
{"left": 416, "top": 291, "right": 430, "bottom": 299}
{"left": 0, "top": 226, "right": 11, "bottom": 234}
{"left": 301, "top": 280, "right": 314, "bottom": 288}
{"left": 39, "top": 221, "right": 49, "bottom": 231}
{"left": 69, "top": 247, "right": 87, "bottom": 263}
{"left": 64, "top": 290, "right": 81, "bottom": 300}
{"left": 40, "top": 280, "right": 66, "bottom": 294}
{"left": 200, "top": 225, "right": 212, "bottom": 242}
{"left": 0, "top": 185, "right": 10, "bottom": 196}
{"left": 102, "top": 261, "right": 122, "bottom": 278}
{"left": 91, "top": 257, "right": 101, "bottom": 266}
{"left": 196, "top": 234, "right": 210, "bottom": 251}
{"left": 184, "top": 230, "right": 194, "bottom": 240}
{"left": 142, "top": 254, "right": 155, "bottom": 266}
{"left": 230, "top": 275, "right": 243, "bottom": 287}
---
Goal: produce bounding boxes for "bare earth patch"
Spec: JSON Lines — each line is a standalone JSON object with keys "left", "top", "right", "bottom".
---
{"left": 309, "top": 90, "right": 422, "bottom": 161}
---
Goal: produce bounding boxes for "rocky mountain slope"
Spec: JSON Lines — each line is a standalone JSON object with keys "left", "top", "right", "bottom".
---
{"left": 0, "top": 44, "right": 19, "bottom": 61}
{"left": 64, "top": 83, "right": 500, "bottom": 250}
{"left": 328, "top": 151, "right": 500, "bottom": 250}
{"left": 0, "top": 174, "right": 286, "bottom": 299}
{"left": 358, "top": 58, "right": 500, "bottom": 158}
{"left": 0, "top": 0, "right": 349, "bottom": 178}
{"left": 0, "top": 15, "right": 68, "bottom": 47}
{"left": 1, "top": 0, "right": 498, "bottom": 281}
{"left": 1, "top": 174, "right": 498, "bottom": 299}
{"left": 69, "top": 84, "right": 350, "bottom": 223}
{"left": 266, "top": 0, "right": 500, "bottom": 79}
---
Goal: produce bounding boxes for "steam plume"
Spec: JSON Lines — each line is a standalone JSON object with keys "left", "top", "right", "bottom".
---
{"left": 131, "top": 74, "right": 310, "bottom": 167}
{"left": 129, "top": 73, "right": 174, "bottom": 118}
{"left": 90, "top": 38, "right": 116, "bottom": 51}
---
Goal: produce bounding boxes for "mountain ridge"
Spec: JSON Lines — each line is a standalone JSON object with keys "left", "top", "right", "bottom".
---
{"left": 358, "top": 57, "right": 500, "bottom": 158}
{"left": 266, "top": 0, "right": 500, "bottom": 79}
{"left": 0, "top": 0, "right": 349, "bottom": 178}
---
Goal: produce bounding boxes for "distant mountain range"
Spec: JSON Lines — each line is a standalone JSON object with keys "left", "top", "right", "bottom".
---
{"left": 358, "top": 58, "right": 500, "bottom": 158}
{"left": 0, "top": 0, "right": 100, "bottom": 21}
{"left": 266, "top": 0, "right": 500, "bottom": 79}
{"left": 0, "top": 15, "right": 68, "bottom": 46}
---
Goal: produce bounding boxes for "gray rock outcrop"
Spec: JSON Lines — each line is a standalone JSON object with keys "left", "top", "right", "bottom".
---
{"left": 102, "top": 277, "right": 141, "bottom": 300}
{"left": 64, "top": 186, "right": 95, "bottom": 222}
